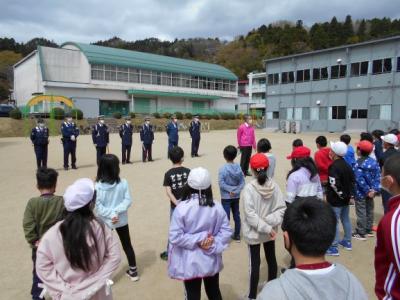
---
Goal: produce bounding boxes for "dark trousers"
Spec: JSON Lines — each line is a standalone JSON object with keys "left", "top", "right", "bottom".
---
{"left": 285, "top": 201, "right": 295, "bottom": 269}
{"left": 96, "top": 146, "right": 107, "bottom": 165}
{"left": 221, "top": 198, "right": 240, "bottom": 237}
{"left": 122, "top": 144, "right": 132, "bottom": 163}
{"left": 168, "top": 140, "right": 178, "bottom": 157}
{"left": 34, "top": 145, "right": 48, "bottom": 169}
{"left": 31, "top": 248, "right": 43, "bottom": 300}
{"left": 115, "top": 224, "right": 137, "bottom": 267}
{"left": 191, "top": 137, "right": 200, "bottom": 156}
{"left": 248, "top": 241, "right": 277, "bottom": 299}
{"left": 184, "top": 273, "right": 222, "bottom": 300}
{"left": 355, "top": 196, "right": 374, "bottom": 235}
{"left": 381, "top": 189, "right": 392, "bottom": 214}
{"left": 142, "top": 143, "right": 152, "bottom": 162}
{"left": 63, "top": 143, "right": 76, "bottom": 168}
{"left": 240, "top": 146, "right": 252, "bottom": 174}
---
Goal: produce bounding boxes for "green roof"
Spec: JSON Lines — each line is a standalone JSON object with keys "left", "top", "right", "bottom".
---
{"left": 61, "top": 42, "right": 238, "bottom": 81}
{"left": 127, "top": 89, "right": 220, "bottom": 100}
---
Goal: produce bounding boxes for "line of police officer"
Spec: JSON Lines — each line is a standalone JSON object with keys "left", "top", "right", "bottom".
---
{"left": 31, "top": 113, "right": 201, "bottom": 168}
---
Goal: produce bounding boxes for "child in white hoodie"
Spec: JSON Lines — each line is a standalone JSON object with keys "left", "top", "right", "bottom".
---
{"left": 242, "top": 153, "right": 286, "bottom": 300}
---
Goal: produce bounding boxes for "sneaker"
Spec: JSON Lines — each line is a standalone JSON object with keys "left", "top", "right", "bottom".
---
{"left": 126, "top": 269, "right": 140, "bottom": 282}
{"left": 339, "top": 240, "right": 352, "bottom": 251}
{"left": 367, "top": 231, "right": 375, "bottom": 237}
{"left": 71, "top": 165, "right": 77, "bottom": 170}
{"left": 160, "top": 251, "right": 168, "bottom": 261}
{"left": 352, "top": 233, "right": 366, "bottom": 241}
{"left": 326, "top": 246, "right": 339, "bottom": 256}
{"left": 231, "top": 234, "right": 241, "bottom": 243}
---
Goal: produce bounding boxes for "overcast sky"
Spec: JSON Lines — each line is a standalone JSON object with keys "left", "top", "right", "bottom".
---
{"left": 1, "top": 0, "right": 400, "bottom": 43}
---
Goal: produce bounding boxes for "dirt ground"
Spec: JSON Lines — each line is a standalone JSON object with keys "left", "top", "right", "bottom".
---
{"left": 0, "top": 130, "right": 378, "bottom": 299}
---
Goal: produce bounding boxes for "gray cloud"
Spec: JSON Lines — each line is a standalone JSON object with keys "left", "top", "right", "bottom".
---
{"left": 0, "top": 0, "right": 399, "bottom": 43}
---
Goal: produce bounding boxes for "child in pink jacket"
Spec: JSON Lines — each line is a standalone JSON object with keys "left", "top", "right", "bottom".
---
{"left": 237, "top": 115, "right": 256, "bottom": 176}
{"left": 36, "top": 178, "right": 121, "bottom": 300}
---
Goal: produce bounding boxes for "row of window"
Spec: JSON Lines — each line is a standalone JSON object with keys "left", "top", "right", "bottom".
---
{"left": 91, "top": 64, "right": 237, "bottom": 92}
{"left": 266, "top": 104, "right": 392, "bottom": 121}
{"left": 267, "top": 57, "right": 400, "bottom": 85}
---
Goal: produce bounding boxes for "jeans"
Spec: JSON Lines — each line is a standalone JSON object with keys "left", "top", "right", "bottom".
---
{"left": 184, "top": 273, "right": 222, "bottom": 300}
{"left": 115, "top": 225, "right": 137, "bottom": 267}
{"left": 331, "top": 205, "right": 352, "bottom": 246}
{"left": 381, "top": 189, "right": 392, "bottom": 215}
{"left": 221, "top": 198, "right": 240, "bottom": 237}
{"left": 355, "top": 197, "right": 374, "bottom": 235}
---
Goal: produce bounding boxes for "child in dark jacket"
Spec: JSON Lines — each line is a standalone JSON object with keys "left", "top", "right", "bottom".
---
{"left": 352, "top": 140, "right": 381, "bottom": 240}
{"left": 218, "top": 145, "right": 245, "bottom": 242}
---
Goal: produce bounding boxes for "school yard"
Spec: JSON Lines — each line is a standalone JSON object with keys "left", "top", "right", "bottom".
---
{"left": 0, "top": 129, "right": 378, "bottom": 299}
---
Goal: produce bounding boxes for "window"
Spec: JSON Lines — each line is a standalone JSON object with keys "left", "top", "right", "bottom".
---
{"left": 313, "top": 67, "right": 328, "bottom": 80}
{"left": 339, "top": 65, "right": 347, "bottom": 77}
{"left": 288, "top": 72, "right": 295, "bottom": 83}
{"left": 310, "top": 107, "right": 319, "bottom": 120}
{"left": 313, "top": 68, "right": 320, "bottom": 80}
{"left": 349, "top": 109, "right": 368, "bottom": 119}
{"left": 351, "top": 61, "right": 369, "bottom": 76}
{"left": 331, "top": 65, "right": 339, "bottom": 78}
{"left": 330, "top": 106, "right": 346, "bottom": 119}
{"left": 281, "top": 71, "right": 294, "bottom": 84}
{"left": 268, "top": 73, "right": 279, "bottom": 85}
{"left": 287, "top": 108, "right": 294, "bottom": 120}
{"left": 397, "top": 57, "right": 400, "bottom": 72}
{"left": 141, "top": 70, "right": 151, "bottom": 84}
{"left": 302, "top": 107, "right": 310, "bottom": 120}
{"left": 361, "top": 61, "right": 368, "bottom": 75}
{"left": 321, "top": 67, "right": 328, "bottom": 79}
{"left": 296, "top": 69, "right": 310, "bottom": 83}
{"left": 373, "top": 58, "right": 392, "bottom": 74}
{"left": 273, "top": 111, "right": 279, "bottom": 119}
{"left": 273, "top": 74, "right": 279, "bottom": 84}
{"left": 129, "top": 68, "right": 140, "bottom": 83}
{"left": 294, "top": 108, "right": 303, "bottom": 120}
{"left": 380, "top": 105, "right": 392, "bottom": 120}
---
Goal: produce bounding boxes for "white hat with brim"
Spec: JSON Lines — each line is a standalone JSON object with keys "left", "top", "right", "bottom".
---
{"left": 64, "top": 178, "right": 95, "bottom": 212}
{"left": 330, "top": 141, "right": 348, "bottom": 157}
{"left": 187, "top": 167, "right": 211, "bottom": 190}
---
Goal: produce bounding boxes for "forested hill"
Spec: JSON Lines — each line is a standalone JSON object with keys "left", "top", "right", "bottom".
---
{"left": 1, "top": 16, "right": 400, "bottom": 100}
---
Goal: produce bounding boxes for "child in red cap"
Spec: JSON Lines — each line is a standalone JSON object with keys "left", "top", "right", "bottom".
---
{"left": 242, "top": 153, "right": 286, "bottom": 299}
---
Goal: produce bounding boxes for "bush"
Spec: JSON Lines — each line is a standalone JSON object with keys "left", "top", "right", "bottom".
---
{"left": 203, "top": 114, "right": 212, "bottom": 119}
{"left": 51, "top": 107, "right": 64, "bottom": 120}
{"left": 184, "top": 112, "right": 193, "bottom": 119}
{"left": 236, "top": 112, "right": 244, "bottom": 120}
{"left": 162, "top": 112, "right": 172, "bottom": 119}
{"left": 9, "top": 108, "right": 22, "bottom": 119}
{"left": 221, "top": 113, "right": 235, "bottom": 120}
{"left": 152, "top": 112, "right": 161, "bottom": 119}
{"left": 129, "top": 112, "right": 136, "bottom": 118}
{"left": 71, "top": 108, "right": 83, "bottom": 120}
{"left": 113, "top": 112, "right": 122, "bottom": 119}
{"left": 212, "top": 114, "right": 221, "bottom": 120}
{"left": 174, "top": 111, "right": 183, "bottom": 120}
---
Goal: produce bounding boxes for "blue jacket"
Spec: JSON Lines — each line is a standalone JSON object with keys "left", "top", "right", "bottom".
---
{"left": 189, "top": 121, "right": 201, "bottom": 139}
{"left": 61, "top": 122, "right": 79, "bottom": 144}
{"left": 95, "top": 179, "right": 132, "bottom": 229}
{"left": 30, "top": 127, "right": 49, "bottom": 146}
{"left": 353, "top": 156, "right": 381, "bottom": 200}
{"left": 343, "top": 145, "right": 356, "bottom": 167}
{"left": 140, "top": 124, "right": 154, "bottom": 144}
{"left": 119, "top": 123, "right": 133, "bottom": 145}
{"left": 166, "top": 122, "right": 179, "bottom": 142}
{"left": 374, "top": 140, "right": 384, "bottom": 163}
{"left": 218, "top": 163, "right": 245, "bottom": 199}
{"left": 92, "top": 124, "right": 109, "bottom": 147}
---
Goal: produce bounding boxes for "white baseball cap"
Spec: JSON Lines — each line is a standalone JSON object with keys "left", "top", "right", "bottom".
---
{"left": 330, "top": 141, "right": 348, "bottom": 157}
{"left": 381, "top": 134, "right": 398, "bottom": 145}
{"left": 187, "top": 167, "right": 211, "bottom": 190}
{"left": 64, "top": 178, "right": 95, "bottom": 212}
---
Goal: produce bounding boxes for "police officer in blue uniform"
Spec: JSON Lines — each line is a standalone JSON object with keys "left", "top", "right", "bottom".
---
{"left": 166, "top": 115, "right": 179, "bottom": 158}
{"left": 61, "top": 114, "right": 79, "bottom": 170}
{"left": 140, "top": 116, "right": 154, "bottom": 162}
{"left": 30, "top": 118, "right": 49, "bottom": 168}
{"left": 189, "top": 114, "right": 201, "bottom": 157}
{"left": 92, "top": 115, "right": 109, "bottom": 166}
{"left": 119, "top": 116, "right": 133, "bottom": 164}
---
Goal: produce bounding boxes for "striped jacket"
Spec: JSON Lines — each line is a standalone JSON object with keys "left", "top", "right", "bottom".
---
{"left": 375, "top": 194, "right": 400, "bottom": 299}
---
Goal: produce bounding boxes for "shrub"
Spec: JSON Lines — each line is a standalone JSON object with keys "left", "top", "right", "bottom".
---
{"left": 51, "top": 107, "right": 64, "bottom": 120}
{"left": 162, "top": 112, "right": 172, "bottom": 119}
{"left": 203, "top": 114, "right": 212, "bottom": 119}
{"left": 152, "top": 112, "right": 161, "bottom": 119}
{"left": 9, "top": 108, "right": 22, "bottom": 119}
{"left": 221, "top": 113, "right": 234, "bottom": 120}
{"left": 184, "top": 112, "right": 193, "bottom": 119}
{"left": 113, "top": 112, "right": 122, "bottom": 119}
{"left": 129, "top": 112, "right": 136, "bottom": 118}
{"left": 174, "top": 111, "right": 183, "bottom": 120}
{"left": 212, "top": 114, "right": 221, "bottom": 120}
{"left": 71, "top": 108, "right": 83, "bottom": 120}
{"left": 236, "top": 112, "right": 244, "bottom": 120}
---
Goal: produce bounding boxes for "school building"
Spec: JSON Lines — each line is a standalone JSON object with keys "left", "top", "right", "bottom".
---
{"left": 264, "top": 35, "right": 400, "bottom": 133}
{"left": 13, "top": 42, "right": 238, "bottom": 118}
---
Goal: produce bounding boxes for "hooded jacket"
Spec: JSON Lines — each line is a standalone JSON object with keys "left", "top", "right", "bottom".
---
{"left": 242, "top": 178, "right": 286, "bottom": 245}
{"left": 168, "top": 194, "right": 232, "bottom": 280}
{"left": 314, "top": 147, "right": 333, "bottom": 183}
{"left": 36, "top": 221, "right": 121, "bottom": 300}
{"left": 218, "top": 162, "right": 245, "bottom": 199}
{"left": 257, "top": 263, "right": 368, "bottom": 300}
{"left": 237, "top": 123, "right": 256, "bottom": 148}
{"left": 95, "top": 179, "right": 132, "bottom": 229}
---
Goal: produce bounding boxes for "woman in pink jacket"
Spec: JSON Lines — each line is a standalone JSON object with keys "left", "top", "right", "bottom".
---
{"left": 237, "top": 115, "right": 256, "bottom": 176}
{"left": 36, "top": 178, "right": 121, "bottom": 300}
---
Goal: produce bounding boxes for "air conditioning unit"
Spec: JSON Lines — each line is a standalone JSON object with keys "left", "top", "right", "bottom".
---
{"left": 291, "top": 121, "right": 301, "bottom": 134}
{"left": 281, "top": 120, "right": 291, "bottom": 133}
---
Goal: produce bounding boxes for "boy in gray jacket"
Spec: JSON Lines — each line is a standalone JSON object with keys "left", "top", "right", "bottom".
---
{"left": 257, "top": 198, "right": 367, "bottom": 300}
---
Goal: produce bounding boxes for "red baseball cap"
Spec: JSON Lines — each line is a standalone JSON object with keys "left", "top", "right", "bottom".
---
{"left": 286, "top": 146, "right": 311, "bottom": 159}
{"left": 356, "top": 140, "right": 374, "bottom": 153}
{"left": 250, "top": 153, "right": 269, "bottom": 170}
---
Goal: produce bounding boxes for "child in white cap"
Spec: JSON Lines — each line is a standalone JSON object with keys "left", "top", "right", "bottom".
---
{"left": 35, "top": 178, "right": 121, "bottom": 300}
{"left": 168, "top": 167, "right": 232, "bottom": 300}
